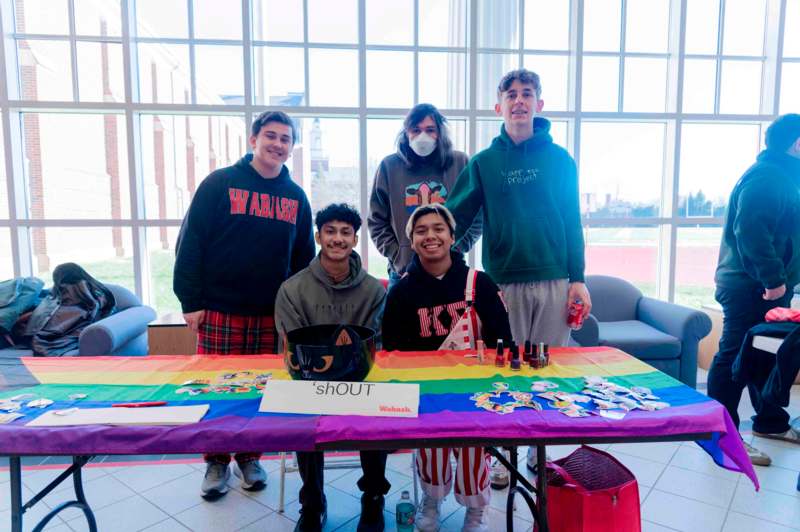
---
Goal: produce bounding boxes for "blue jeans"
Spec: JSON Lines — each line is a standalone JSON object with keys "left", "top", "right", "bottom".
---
{"left": 707, "top": 285, "right": 793, "bottom": 434}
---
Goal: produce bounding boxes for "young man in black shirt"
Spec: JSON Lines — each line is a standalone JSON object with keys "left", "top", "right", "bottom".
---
{"left": 382, "top": 204, "right": 511, "bottom": 532}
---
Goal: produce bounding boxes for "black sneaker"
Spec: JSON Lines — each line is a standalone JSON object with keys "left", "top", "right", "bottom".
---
{"left": 356, "top": 494, "right": 385, "bottom": 532}
{"left": 295, "top": 506, "right": 327, "bottom": 532}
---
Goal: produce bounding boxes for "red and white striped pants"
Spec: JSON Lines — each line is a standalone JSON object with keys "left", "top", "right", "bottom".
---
{"left": 416, "top": 447, "right": 491, "bottom": 508}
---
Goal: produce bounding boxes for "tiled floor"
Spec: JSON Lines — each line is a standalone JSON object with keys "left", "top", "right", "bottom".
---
{"left": 1, "top": 380, "right": 798, "bottom": 532}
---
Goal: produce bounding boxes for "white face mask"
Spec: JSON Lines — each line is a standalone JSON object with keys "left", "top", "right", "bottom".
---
{"left": 409, "top": 132, "right": 437, "bottom": 157}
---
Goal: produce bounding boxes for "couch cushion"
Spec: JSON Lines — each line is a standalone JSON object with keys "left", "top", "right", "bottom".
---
{"left": 598, "top": 320, "right": 681, "bottom": 360}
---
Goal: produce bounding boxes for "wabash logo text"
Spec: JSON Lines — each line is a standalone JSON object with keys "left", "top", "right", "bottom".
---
{"left": 228, "top": 187, "right": 299, "bottom": 224}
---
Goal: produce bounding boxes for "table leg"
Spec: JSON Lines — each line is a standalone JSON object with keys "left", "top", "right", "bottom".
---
{"left": 5, "top": 456, "right": 98, "bottom": 532}
{"left": 537, "top": 445, "right": 548, "bottom": 532}
{"left": 485, "top": 446, "right": 547, "bottom": 532}
{"left": 509, "top": 446, "right": 518, "bottom": 491}
{"left": 10, "top": 457, "right": 22, "bottom": 532}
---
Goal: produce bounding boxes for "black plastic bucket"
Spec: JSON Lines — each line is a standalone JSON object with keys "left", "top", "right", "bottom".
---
{"left": 284, "top": 324, "right": 376, "bottom": 382}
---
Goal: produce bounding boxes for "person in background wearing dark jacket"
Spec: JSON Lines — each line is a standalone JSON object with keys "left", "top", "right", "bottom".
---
{"left": 368, "top": 103, "right": 480, "bottom": 288}
{"left": 275, "top": 203, "right": 388, "bottom": 532}
{"left": 383, "top": 204, "right": 512, "bottom": 532}
{"left": 173, "top": 111, "right": 315, "bottom": 500}
{"left": 446, "top": 68, "right": 591, "bottom": 482}
{"left": 709, "top": 113, "right": 800, "bottom": 466}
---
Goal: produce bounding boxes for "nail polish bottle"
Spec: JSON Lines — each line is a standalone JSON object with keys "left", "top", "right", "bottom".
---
{"left": 510, "top": 344, "right": 521, "bottom": 371}
{"left": 523, "top": 340, "right": 532, "bottom": 363}
{"left": 495, "top": 339, "right": 505, "bottom": 368}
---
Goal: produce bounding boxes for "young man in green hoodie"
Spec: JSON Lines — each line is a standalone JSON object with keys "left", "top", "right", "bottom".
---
{"left": 274, "top": 203, "right": 388, "bottom": 532}
{"left": 445, "top": 68, "right": 591, "bottom": 480}
{"left": 709, "top": 114, "right": 800, "bottom": 466}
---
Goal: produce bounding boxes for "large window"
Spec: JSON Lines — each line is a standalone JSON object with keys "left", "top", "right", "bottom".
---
{"left": 0, "top": 0, "right": 795, "bottom": 316}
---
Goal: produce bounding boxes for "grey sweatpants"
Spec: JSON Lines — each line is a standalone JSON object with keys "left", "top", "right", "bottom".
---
{"left": 499, "top": 278, "right": 570, "bottom": 347}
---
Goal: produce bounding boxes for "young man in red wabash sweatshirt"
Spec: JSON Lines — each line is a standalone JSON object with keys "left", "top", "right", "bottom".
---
{"left": 174, "top": 111, "right": 315, "bottom": 500}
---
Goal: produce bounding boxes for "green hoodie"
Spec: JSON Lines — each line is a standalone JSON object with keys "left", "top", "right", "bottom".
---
{"left": 446, "top": 117, "right": 585, "bottom": 284}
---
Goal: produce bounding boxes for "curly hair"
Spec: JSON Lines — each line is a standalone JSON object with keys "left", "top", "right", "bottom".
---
{"left": 315, "top": 203, "right": 362, "bottom": 233}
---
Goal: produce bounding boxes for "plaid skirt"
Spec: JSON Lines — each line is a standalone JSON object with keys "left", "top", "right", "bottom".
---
{"left": 196, "top": 310, "right": 277, "bottom": 355}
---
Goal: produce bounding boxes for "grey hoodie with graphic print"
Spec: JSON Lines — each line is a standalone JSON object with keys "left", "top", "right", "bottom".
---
{"left": 368, "top": 150, "right": 481, "bottom": 274}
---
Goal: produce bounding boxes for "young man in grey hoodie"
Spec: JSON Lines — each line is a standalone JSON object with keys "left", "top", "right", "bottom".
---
{"left": 274, "top": 203, "right": 388, "bottom": 532}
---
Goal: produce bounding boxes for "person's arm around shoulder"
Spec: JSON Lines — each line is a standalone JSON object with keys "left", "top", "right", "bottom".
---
{"left": 368, "top": 158, "right": 401, "bottom": 265}
{"left": 449, "top": 152, "right": 483, "bottom": 253}
{"left": 473, "top": 271, "right": 512, "bottom": 347}
{"left": 447, "top": 158, "right": 485, "bottom": 250}
{"left": 734, "top": 174, "right": 789, "bottom": 298}
{"left": 174, "top": 175, "right": 222, "bottom": 331}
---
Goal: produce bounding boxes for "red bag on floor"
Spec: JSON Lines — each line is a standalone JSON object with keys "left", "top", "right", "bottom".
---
{"left": 538, "top": 445, "right": 641, "bottom": 532}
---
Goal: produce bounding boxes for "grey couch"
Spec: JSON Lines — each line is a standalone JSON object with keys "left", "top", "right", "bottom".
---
{"left": 0, "top": 283, "right": 156, "bottom": 359}
{"left": 570, "top": 275, "right": 712, "bottom": 388}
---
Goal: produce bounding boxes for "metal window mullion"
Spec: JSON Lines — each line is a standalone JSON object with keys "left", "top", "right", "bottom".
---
{"left": 5, "top": 99, "right": 785, "bottom": 120}
{"left": 121, "top": 0, "right": 147, "bottom": 301}
{"left": 10, "top": 33, "right": 124, "bottom": 43}
{"left": 413, "top": 0, "right": 418, "bottom": 104}
{"left": 664, "top": 0, "right": 689, "bottom": 303}
{"left": 242, "top": 0, "right": 253, "bottom": 109}
{"left": 714, "top": 0, "right": 725, "bottom": 114}
{"left": 618, "top": 0, "right": 627, "bottom": 113}
{"left": 572, "top": 0, "right": 583, "bottom": 167}
{"left": 68, "top": 0, "right": 79, "bottom": 102}
{"left": 572, "top": 0, "right": 584, "bottom": 271}
{"left": 582, "top": 50, "right": 670, "bottom": 59}
{"left": 518, "top": 0, "right": 524, "bottom": 67}
{"left": 467, "top": 0, "right": 478, "bottom": 267}
{"left": 8, "top": 218, "right": 178, "bottom": 227}
{"left": 0, "top": 0, "right": 28, "bottom": 277}
{"left": 187, "top": 0, "right": 197, "bottom": 105}
{"left": 358, "top": 0, "right": 369, "bottom": 269}
{"left": 770, "top": 0, "right": 787, "bottom": 115}
{"left": 303, "top": 0, "right": 310, "bottom": 106}
{"left": 135, "top": 36, "right": 242, "bottom": 46}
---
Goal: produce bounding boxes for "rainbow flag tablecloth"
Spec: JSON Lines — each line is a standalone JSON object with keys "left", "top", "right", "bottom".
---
{"left": 0, "top": 347, "right": 757, "bottom": 488}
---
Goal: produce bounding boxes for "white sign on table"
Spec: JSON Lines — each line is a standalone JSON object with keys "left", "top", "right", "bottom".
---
{"left": 259, "top": 380, "right": 419, "bottom": 418}
{"left": 27, "top": 405, "right": 210, "bottom": 427}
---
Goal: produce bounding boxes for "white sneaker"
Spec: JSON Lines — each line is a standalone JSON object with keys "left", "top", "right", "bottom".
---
{"left": 462, "top": 507, "right": 488, "bottom": 532}
{"left": 743, "top": 441, "right": 772, "bottom": 466}
{"left": 526, "top": 446, "right": 537, "bottom": 472}
{"left": 415, "top": 493, "right": 442, "bottom": 531}
{"left": 489, "top": 449, "right": 510, "bottom": 489}
{"left": 201, "top": 462, "right": 230, "bottom": 500}
{"left": 526, "top": 447, "right": 551, "bottom": 473}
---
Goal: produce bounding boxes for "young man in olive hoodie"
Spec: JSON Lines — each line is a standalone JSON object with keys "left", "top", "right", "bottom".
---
{"left": 445, "top": 69, "right": 591, "bottom": 477}
{"left": 275, "top": 203, "right": 388, "bottom": 532}
{"left": 709, "top": 114, "right": 800, "bottom": 466}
